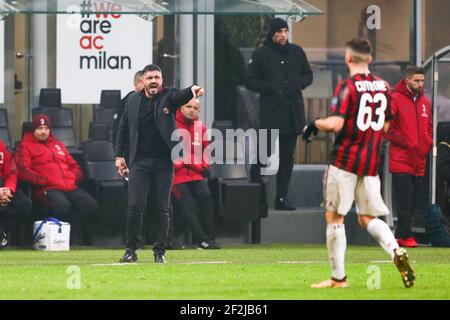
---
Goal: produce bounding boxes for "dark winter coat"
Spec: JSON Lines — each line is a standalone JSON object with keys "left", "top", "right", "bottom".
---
{"left": 245, "top": 39, "right": 313, "bottom": 135}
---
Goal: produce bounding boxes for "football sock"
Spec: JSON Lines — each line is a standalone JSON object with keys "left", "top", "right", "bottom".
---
{"left": 326, "top": 223, "right": 347, "bottom": 281}
{"left": 366, "top": 218, "right": 399, "bottom": 260}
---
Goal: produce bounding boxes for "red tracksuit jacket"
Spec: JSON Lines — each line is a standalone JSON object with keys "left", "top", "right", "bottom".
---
{"left": 14, "top": 132, "right": 84, "bottom": 200}
{"left": 0, "top": 140, "right": 17, "bottom": 193}
{"left": 385, "top": 79, "right": 432, "bottom": 176}
{"left": 172, "top": 110, "right": 209, "bottom": 186}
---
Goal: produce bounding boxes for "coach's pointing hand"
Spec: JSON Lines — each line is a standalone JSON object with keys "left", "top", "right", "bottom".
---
{"left": 191, "top": 85, "right": 205, "bottom": 98}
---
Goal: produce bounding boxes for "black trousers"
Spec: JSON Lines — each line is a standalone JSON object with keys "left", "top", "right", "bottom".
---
{"left": 0, "top": 190, "right": 32, "bottom": 232}
{"left": 392, "top": 173, "right": 426, "bottom": 239}
{"left": 171, "top": 180, "right": 215, "bottom": 243}
{"left": 251, "top": 132, "right": 298, "bottom": 199}
{"left": 127, "top": 158, "right": 173, "bottom": 253}
{"left": 41, "top": 188, "right": 98, "bottom": 224}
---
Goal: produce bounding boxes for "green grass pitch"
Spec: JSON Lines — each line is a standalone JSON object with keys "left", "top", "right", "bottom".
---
{"left": 1, "top": 244, "right": 449, "bottom": 300}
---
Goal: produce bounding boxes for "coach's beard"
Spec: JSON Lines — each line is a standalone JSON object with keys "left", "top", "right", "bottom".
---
{"left": 146, "top": 85, "right": 160, "bottom": 97}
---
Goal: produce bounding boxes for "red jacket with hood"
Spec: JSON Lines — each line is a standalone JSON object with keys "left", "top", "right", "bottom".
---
{"left": 0, "top": 140, "right": 17, "bottom": 193}
{"left": 14, "top": 132, "right": 84, "bottom": 200}
{"left": 385, "top": 79, "right": 432, "bottom": 176}
{"left": 172, "top": 110, "right": 209, "bottom": 186}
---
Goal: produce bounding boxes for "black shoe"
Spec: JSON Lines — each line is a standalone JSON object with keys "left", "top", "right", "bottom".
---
{"left": 166, "top": 239, "right": 185, "bottom": 250}
{"left": 274, "top": 197, "right": 296, "bottom": 211}
{"left": 0, "top": 231, "right": 7, "bottom": 250}
{"left": 198, "top": 240, "right": 221, "bottom": 250}
{"left": 119, "top": 249, "right": 137, "bottom": 263}
{"left": 154, "top": 251, "right": 166, "bottom": 263}
{"left": 393, "top": 248, "right": 416, "bottom": 288}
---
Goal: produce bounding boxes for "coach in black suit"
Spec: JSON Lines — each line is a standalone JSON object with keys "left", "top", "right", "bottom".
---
{"left": 115, "top": 64, "right": 204, "bottom": 263}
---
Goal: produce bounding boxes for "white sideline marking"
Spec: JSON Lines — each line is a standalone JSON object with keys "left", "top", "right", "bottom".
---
{"left": 92, "top": 263, "right": 139, "bottom": 266}
{"left": 370, "top": 260, "right": 417, "bottom": 264}
{"left": 91, "top": 261, "right": 230, "bottom": 266}
{"left": 181, "top": 261, "right": 230, "bottom": 265}
{"left": 278, "top": 261, "right": 327, "bottom": 264}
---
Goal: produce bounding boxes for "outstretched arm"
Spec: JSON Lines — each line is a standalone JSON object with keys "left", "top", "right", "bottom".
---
{"left": 315, "top": 116, "right": 345, "bottom": 133}
{"left": 302, "top": 116, "right": 345, "bottom": 141}
{"left": 169, "top": 85, "right": 204, "bottom": 112}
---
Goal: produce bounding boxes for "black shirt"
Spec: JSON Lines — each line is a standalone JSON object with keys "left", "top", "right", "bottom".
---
{"left": 135, "top": 92, "right": 170, "bottom": 159}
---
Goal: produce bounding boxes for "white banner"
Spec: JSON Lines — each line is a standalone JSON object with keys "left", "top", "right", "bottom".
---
{"left": 57, "top": 1, "right": 152, "bottom": 104}
{"left": 0, "top": 21, "right": 4, "bottom": 104}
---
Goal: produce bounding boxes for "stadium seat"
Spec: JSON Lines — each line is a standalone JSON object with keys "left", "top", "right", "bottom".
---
{"left": 94, "top": 108, "right": 115, "bottom": 123}
{"left": 212, "top": 120, "right": 234, "bottom": 135}
{"left": 93, "top": 90, "right": 122, "bottom": 141}
{"left": 32, "top": 107, "right": 77, "bottom": 148}
{"left": 82, "top": 122, "right": 127, "bottom": 224}
{"left": 208, "top": 140, "right": 267, "bottom": 243}
{"left": 437, "top": 121, "right": 450, "bottom": 143}
{"left": 0, "top": 108, "right": 13, "bottom": 150}
{"left": 88, "top": 121, "right": 110, "bottom": 141}
{"left": 39, "top": 88, "right": 62, "bottom": 108}
{"left": 20, "top": 121, "right": 32, "bottom": 138}
{"left": 99, "top": 90, "right": 121, "bottom": 109}
{"left": 235, "top": 86, "right": 260, "bottom": 130}
{"left": 93, "top": 109, "right": 115, "bottom": 141}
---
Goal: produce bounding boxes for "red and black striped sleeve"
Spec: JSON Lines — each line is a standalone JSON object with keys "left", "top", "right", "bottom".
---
{"left": 331, "top": 80, "right": 353, "bottom": 118}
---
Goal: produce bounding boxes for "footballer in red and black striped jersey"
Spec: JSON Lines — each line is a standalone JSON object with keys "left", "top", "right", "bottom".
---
{"left": 305, "top": 38, "right": 415, "bottom": 289}
{"left": 329, "top": 73, "right": 392, "bottom": 176}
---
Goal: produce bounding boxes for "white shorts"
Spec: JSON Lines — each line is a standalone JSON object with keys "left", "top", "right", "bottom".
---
{"left": 322, "top": 165, "right": 389, "bottom": 217}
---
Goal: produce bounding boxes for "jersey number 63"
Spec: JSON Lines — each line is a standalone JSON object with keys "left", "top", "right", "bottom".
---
{"left": 356, "top": 92, "right": 387, "bottom": 132}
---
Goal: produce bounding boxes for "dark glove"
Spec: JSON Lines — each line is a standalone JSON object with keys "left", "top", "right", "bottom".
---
{"left": 302, "top": 121, "right": 319, "bottom": 142}
{"left": 201, "top": 167, "right": 210, "bottom": 179}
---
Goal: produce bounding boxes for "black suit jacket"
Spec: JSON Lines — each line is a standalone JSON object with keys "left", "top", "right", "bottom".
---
{"left": 115, "top": 86, "right": 193, "bottom": 167}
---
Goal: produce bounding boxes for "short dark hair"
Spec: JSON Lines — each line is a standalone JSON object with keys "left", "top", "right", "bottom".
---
{"left": 405, "top": 66, "right": 425, "bottom": 78}
{"left": 134, "top": 70, "right": 143, "bottom": 84}
{"left": 142, "top": 64, "right": 162, "bottom": 74}
{"left": 346, "top": 38, "right": 372, "bottom": 55}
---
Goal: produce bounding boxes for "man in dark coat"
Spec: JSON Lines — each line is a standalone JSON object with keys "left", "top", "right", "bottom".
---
{"left": 246, "top": 18, "right": 313, "bottom": 210}
{"left": 115, "top": 64, "right": 204, "bottom": 263}
{"left": 112, "top": 70, "right": 144, "bottom": 146}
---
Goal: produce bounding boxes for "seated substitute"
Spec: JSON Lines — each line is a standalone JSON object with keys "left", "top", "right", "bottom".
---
{"left": 171, "top": 98, "right": 220, "bottom": 249}
{"left": 0, "top": 139, "right": 32, "bottom": 249}
{"left": 14, "top": 114, "right": 97, "bottom": 226}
